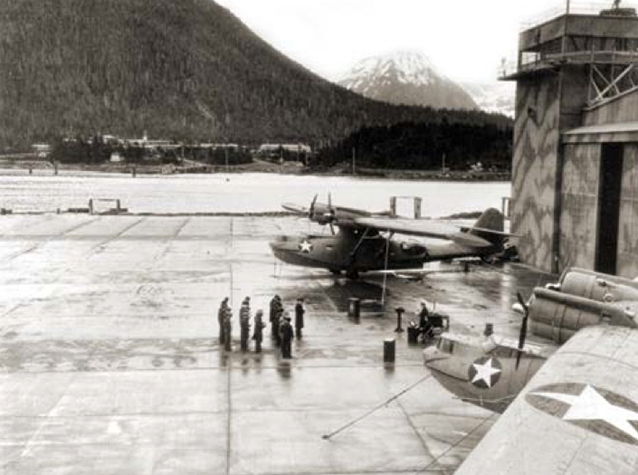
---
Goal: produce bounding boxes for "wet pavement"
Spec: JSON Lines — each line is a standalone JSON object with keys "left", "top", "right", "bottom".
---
{"left": 0, "top": 215, "right": 550, "bottom": 475}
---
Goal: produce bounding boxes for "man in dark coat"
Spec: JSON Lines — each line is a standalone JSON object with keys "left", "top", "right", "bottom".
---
{"left": 218, "top": 297, "right": 229, "bottom": 344}
{"left": 279, "top": 315, "right": 294, "bottom": 358}
{"left": 271, "top": 295, "right": 283, "bottom": 346}
{"left": 417, "top": 301, "right": 432, "bottom": 341}
{"left": 294, "top": 298, "right": 305, "bottom": 339}
{"left": 222, "top": 307, "right": 232, "bottom": 352}
{"left": 252, "top": 310, "right": 266, "bottom": 353}
{"left": 240, "top": 297, "right": 251, "bottom": 351}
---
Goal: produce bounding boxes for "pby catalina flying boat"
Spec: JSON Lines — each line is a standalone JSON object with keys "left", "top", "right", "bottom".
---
{"left": 270, "top": 195, "right": 511, "bottom": 278}
{"left": 424, "top": 268, "right": 638, "bottom": 413}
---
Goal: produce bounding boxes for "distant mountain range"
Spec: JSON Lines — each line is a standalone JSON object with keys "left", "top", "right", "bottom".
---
{"left": 0, "top": 0, "right": 510, "bottom": 150}
{"left": 460, "top": 82, "right": 515, "bottom": 117}
{"left": 337, "top": 51, "right": 479, "bottom": 111}
{"left": 337, "top": 51, "right": 515, "bottom": 117}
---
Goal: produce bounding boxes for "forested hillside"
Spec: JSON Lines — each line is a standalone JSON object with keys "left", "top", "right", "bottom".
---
{"left": 316, "top": 121, "right": 513, "bottom": 171}
{"left": 0, "top": 0, "right": 511, "bottom": 149}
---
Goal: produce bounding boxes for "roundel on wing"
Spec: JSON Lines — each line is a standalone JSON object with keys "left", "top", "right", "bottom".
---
{"left": 467, "top": 356, "right": 502, "bottom": 389}
{"left": 526, "top": 382, "right": 638, "bottom": 446}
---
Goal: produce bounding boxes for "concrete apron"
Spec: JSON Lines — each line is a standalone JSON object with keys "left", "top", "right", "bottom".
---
{"left": 0, "top": 215, "right": 546, "bottom": 475}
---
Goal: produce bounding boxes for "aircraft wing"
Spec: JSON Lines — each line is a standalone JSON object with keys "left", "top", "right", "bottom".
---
{"left": 352, "top": 217, "right": 493, "bottom": 248}
{"left": 455, "top": 325, "right": 638, "bottom": 475}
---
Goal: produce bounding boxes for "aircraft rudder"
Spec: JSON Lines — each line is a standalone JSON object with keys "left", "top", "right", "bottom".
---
{"left": 470, "top": 208, "right": 505, "bottom": 247}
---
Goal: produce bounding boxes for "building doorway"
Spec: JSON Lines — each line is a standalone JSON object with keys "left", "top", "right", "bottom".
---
{"left": 595, "top": 143, "right": 624, "bottom": 275}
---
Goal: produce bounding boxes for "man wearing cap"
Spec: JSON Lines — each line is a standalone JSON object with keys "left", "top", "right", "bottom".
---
{"left": 222, "top": 306, "right": 233, "bottom": 352}
{"left": 252, "top": 310, "right": 266, "bottom": 353}
{"left": 218, "top": 297, "right": 229, "bottom": 344}
{"left": 294, "top": 298, "right": 305, "bottom": 339}
{"left": 417, "top": 301, "right": 432, "bottom": 342}
{"left": 240, "top": 297, "right": 251, "bottom": 351}
{"left": 279, "top": 313, "right": 294, "bottom": 358}
{"left": 271, "top": 296, "right": 283, "bottom": 346}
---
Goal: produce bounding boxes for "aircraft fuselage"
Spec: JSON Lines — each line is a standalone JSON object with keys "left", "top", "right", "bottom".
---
{"left": 270, "top": 230, "right": 497, "bottom": 275}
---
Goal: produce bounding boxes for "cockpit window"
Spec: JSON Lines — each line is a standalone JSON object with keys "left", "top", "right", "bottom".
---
{"left": 438, "top": 339, "right": 455, "bottom": 354}
{"left": 400, "top": 241, "right": 424, "bottom": 256}
{"left": 492, "top": 346, "right": 515, "bottom": 358}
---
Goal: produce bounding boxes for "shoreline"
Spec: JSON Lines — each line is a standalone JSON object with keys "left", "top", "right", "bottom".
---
{"left": 0, "top": 160, "right": 511, "bottom": 182}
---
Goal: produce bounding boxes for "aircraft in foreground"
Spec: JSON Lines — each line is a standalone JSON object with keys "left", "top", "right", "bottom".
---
{"left": 424, "top": 268, "right": 638, "bottom": 474}
{"left": 423, "top": 268, "right": 638, "bottom": 413}
{"left": 271, "top": 195, "right": 511, "bottom": 278}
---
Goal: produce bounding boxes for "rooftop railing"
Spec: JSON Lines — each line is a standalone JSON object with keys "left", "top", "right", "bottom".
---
{"left": 520, "top": 1, "right": 637, "bottom": 30}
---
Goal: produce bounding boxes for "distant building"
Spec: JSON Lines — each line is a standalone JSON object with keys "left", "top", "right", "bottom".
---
{"left": 31, "top": 143, "right": 51, "bottom": 158}
{"left": 110, "top": 152, "right": 123, "bottom": 163}
{"left": 258, "top": 143, "right": 312, "bottom": 156}
{"left": 503, "top": 5, "right": 638, "bottom": 276}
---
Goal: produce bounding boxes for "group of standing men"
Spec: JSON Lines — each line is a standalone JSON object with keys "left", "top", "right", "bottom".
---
{"left": 217, "top": 295, "right": 305, "bottom": 359}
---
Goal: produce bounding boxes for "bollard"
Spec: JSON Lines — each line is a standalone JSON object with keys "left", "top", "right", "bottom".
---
{"left": 383, "top": 338, "right": 396, "bottom": 363}
{"left": 394, "top": 307, "right": 405, "bottom": 333}
{"left": 348, "top": 297, "right": 361, "bottom": 322}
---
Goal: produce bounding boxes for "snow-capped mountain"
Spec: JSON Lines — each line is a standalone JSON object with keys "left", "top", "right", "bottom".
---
{"left": 461, "top": 81, "right": 515, "bottom": 118}
{"left": 337, "top": 50, "right": 478, "bottom": 111}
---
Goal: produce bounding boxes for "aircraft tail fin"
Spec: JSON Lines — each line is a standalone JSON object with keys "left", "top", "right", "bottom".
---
{"left": 468, "top": 208, "right": 505, "bottom": 248}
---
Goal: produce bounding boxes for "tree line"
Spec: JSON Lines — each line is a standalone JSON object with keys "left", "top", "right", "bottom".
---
{"left": 314, "top": 120, "right": 513, "bottom": 171}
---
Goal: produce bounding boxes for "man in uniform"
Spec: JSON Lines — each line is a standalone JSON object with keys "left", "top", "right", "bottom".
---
{"left": 240, "top": 297, "right": 251, "bottom": 351}
{"left": 223, "top": 305, "right": 233, "bottom": 352}
{"left": 218, "top": 297, "right": 229, "bottom": 344}
{"left": 417, "top": 300, "right": 432, "bottom": 342}
{"left": 279, "top": 314, "right": 294, "bottom": 359}
{"left": 252, "top": 310, "right": 266, "bottom": 353}
{"left": 294, "top": 298, "right": 305, "bottom": 339}
{"left": 271, "top": 295, "right": 283, "bottom": 346}
{"left": 269, "top": 295, "right": 279, "bottom": 327}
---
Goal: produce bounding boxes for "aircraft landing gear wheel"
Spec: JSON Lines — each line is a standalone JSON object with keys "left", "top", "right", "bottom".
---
{"left": 345, "top": 270, "right": 359, "bottom": 280}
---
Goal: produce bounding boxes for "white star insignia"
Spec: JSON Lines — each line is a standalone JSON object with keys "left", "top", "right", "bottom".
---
{"left": 471, "top": 357, "right": 502, "bottom": 388}
{"left": 299, "top": 240, "right": 313, "bottom": 253}
{"left": 532, "top": 385, "right": 638, "bottom": 441}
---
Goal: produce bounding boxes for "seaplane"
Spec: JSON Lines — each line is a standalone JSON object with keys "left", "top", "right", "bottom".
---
{"left": 270, "top": 194, "right": 513, "bottom": 278}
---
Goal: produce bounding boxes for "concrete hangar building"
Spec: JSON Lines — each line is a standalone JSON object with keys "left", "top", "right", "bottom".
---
{"left": 505, "top": 4, "right": 638, "bottom": 277}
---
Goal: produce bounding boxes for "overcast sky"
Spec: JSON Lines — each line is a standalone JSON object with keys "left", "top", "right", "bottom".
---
{"left": 214, "top": 0, "right": 625, "bottom": 83}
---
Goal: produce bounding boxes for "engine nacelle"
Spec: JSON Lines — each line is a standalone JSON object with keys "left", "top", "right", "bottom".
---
{"left": 529, "top": 287, "right": 637, "bottom": 344}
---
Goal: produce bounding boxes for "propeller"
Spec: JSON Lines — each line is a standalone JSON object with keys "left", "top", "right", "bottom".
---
{"left": 515, "top": 292, "right": 529, "bottom": 370}
{"left": 309, "top": 194, "right": 318, "bottom": 220}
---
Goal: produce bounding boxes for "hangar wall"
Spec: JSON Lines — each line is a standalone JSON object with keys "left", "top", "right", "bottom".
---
{"left": 559, "top": 143, "right": 600, "bottom": 270}
{"left": 618, "top": 144, "right": 638, "bottom": 277}
{"left": 585, "top": 91, "right": 638, "bottom": 125}
{"left": 510, "top": 77, "right": 560, "bottom": 272}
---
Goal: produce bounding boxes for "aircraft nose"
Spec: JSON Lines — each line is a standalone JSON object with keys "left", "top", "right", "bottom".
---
{"left": 269, "top": 235, "right": 289, "bottom": 251}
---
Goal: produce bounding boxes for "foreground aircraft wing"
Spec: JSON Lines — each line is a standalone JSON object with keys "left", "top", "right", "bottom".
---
{"left": 455, "top": 325, "right": 638, "bottom": 475}
{"left": 352, "top": 217, "right": 493, "bottom": 248}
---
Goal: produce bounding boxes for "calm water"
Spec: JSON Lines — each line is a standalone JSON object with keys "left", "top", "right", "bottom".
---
{"left": 0, "top": 170, "right": 510, "bottom": 216}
